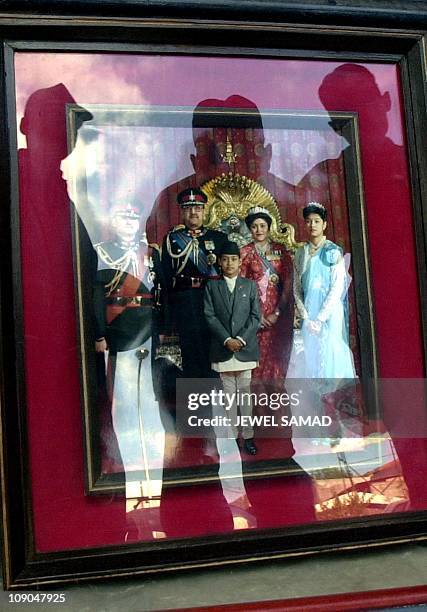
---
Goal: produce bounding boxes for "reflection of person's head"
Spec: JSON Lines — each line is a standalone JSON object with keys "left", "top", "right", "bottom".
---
{"left": 110, "top": 204, "right": 141, "bottom": 243}
{"left": 303, "top": 202, "right": 327, "bottom": 240}
{"left": 219, "top": 241, "right": 241, "bottom": 278}
{"left": 20, "top": 83, "right": 92, "bottom": 162}
{"left": 245, "top": 206, "right": 272, "bottom": 246}
{"left": 177, "top": 187, "right": 207, "bottom": 230}
{"left": 191, "top": 95, "right": 272, "bottom": 176}
{"left": 319, "top": 64, "right": 391, "bottom": 140}
{"left": 60, "top": 126, "right": 98, "bottom": 187}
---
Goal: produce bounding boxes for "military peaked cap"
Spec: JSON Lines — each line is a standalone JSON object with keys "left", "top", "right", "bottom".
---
{"left": 177, "top": 187, "right": 208, "bottom": 208}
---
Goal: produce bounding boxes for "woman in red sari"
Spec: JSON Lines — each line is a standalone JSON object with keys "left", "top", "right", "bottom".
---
{"left": 240, "top": 207, "right": 294, "bottom": 390}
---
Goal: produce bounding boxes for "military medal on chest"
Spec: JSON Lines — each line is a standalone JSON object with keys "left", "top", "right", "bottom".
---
{"left": 205, "top": 240, "right": 216, "bottom": 265}
{"left": 269, "top": 272, "right": 280, "bottom": 285}
{"left": 206, "top": 252, "right": 217, "bottom": 265}
{"left": 138, "top": 252, "right": 155, "bottom": 284}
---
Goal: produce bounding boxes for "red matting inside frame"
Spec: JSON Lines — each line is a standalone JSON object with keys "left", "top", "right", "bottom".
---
{"left": 15, "top": 54, "right": 426, "bottom": 552}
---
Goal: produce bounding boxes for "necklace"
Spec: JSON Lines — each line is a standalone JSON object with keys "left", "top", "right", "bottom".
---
{"left": 308, "top": 237, "right": 326, "bottom": 256}
{"left": 255, "top": 241, "right": 269, "bottom": 255}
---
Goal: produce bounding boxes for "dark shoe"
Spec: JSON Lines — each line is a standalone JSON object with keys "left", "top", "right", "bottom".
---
{"left": 243, "top": 438, "right": 257, "bottom": 455}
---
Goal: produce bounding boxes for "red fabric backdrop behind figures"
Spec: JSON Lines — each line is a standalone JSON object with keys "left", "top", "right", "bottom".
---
{"left": 14, "top": 55, "right": 425, "bottom": 552}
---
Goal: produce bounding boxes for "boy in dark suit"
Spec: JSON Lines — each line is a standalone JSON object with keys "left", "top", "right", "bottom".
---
{"left": 204, "top": 241, "right": 261, "bottom": 455}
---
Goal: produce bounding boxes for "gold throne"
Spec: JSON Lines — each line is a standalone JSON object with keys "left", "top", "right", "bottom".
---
{"left": 201, "top": 172, "right": 301, "bottom": 252}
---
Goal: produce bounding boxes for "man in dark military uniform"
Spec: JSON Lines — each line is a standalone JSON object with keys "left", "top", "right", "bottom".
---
{"left": 160, "top": 187, "right": 228, "bottom": 379}
{"left": 93, "top": 203, "right": 165, "bottom": 506}
{"left": 93, "top": 203, "right": 156, "bottom": 359}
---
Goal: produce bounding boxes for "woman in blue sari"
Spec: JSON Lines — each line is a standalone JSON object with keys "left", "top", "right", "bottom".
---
{"left": 293, "top": 202, "right": 355, "bottom": 381}
{"left": 289, "top": 202, "right": 360, "bottom": 447}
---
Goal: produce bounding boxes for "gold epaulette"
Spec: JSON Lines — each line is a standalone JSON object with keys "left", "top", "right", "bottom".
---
{"left": 171, "top": 224, "right": 185, "bottom": 232}
{"left": 148, "top": 242, "right": 161, "bottom": 254}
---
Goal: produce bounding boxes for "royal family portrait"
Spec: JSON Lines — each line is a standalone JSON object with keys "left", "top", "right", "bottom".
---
{"left": 65, "top": 96, "right": 376, "bottom": 495}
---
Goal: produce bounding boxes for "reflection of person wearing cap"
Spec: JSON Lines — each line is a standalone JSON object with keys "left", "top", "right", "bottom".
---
{"left": 159, "top": 187, "right": 228, "bottom": 378}
{"left": 240, "top": 206, "right": 294, "bottom": 389}
{"left": 204, "top": 241, "right": 261, "bottom": 455}
{"left": 145, "top": 94, "right": 298, "bottom": 246}
{"left": 319, "top": 63, "right": 427, "bottom": 508}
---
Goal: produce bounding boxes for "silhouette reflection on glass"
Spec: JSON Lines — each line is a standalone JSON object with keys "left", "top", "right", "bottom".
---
{"left": 61, "top": 113, "right": 167, "bottom": 536}
{"left": 152, "top": 96, "right": 318, "bottom": 533}
{"left": 92, "top": 203, "right": 164, "bottom": 504}
{"left": 151, "top": 96, "right": 310, "bottom": 463}
{"left": 61, "top": 107, "right": 258, "bottom": 536}
{"left": 146, "top": 94, "right": 348, "bottom": 252}
{"left": 18, "top": 83, "right": 130, "bottom": 539}
{"left": 318, "top": 63, "right": 427, "bottom": 509}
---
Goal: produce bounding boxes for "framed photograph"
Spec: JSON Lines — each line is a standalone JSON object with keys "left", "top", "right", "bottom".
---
{"left": 1, "top": 0, "right": 427, "bottom": 590}
{"left": 68, "top": 104, "right": 377, "bottom": 494}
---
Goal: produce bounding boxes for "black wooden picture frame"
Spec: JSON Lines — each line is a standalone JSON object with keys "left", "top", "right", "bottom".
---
{"left": 0, "top": 0, "right": 426, "bottom": 591}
